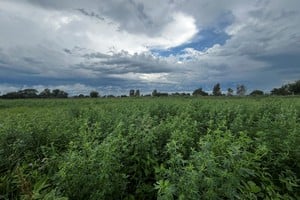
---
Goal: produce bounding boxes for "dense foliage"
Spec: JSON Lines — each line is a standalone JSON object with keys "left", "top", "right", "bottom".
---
{"left": 193, "top": 88, "right": 209, "bottom": 96}
{"left": 0, "top": 97, "right": 299, "bottom": 199}
{"left": 1, "top": 89, "right": 68, "bottom": 99}
{"left": 249, "top": 90, "right": 264, "bottom": 96}
{"left": 271, "top": 80, "right": 300, "bottom": 95}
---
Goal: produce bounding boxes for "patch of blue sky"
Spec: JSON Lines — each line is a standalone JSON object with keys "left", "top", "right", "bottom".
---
{"left": 152, "top": 28, "right": 231, "bottom": 57}
{"left": 152, "top": 11, "right": 234, "bottom": 57}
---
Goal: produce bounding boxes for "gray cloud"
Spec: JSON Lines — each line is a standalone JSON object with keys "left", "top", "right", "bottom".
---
{"left": 72, "top": 51, "right": 177, "bottom": 81}
{"left": 0, "top": 0, "right": 300, "bottom": 94}
{"left": 23, "top": 0, "right": 172, "bottom": 36}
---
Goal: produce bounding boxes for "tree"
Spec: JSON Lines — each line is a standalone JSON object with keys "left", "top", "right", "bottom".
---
{"left": 270, "top": 80, "right": 300, "bottom": 95}
{"left": 213, "top": 83, "right": 222, "bottom": 96}
{"left": 52, "top": 89, "right": 60, "bottom": 97}
{"left": 157, "top": 92, "right": 168, "bottom": 97}
{"left": 271, "top": 84, "right": 291, "bottom": 95}
{"left": 2, "top": 89, "right": 39, "bottom": 99}
{"left": 227, "top": 88, "right": 234, "bottom": 96}
{"left": 19, "top": 89, "right": 38, "bottom": 98}
{"left": 39, "top": 88, "right": 51, "bottom": 98}
{"left": 192, "top": 88, "right": 208, "bottom": 96}
{"left": 151, "top": 90, "right": 168, "bottom": 97}
{"left": 129, "top": 90, "right": 135, "bottom": 97}
{"left": 288, "top": 80, "right": 300, "bottom": 95}
{"left": 135, "top": 90, "right": 140, "bottom": 97}
{"left": 90, "top": 91, "right": 99, "bottom": 98}
{"left": 1, "top": 91, "right": 19, "bottom": 99}
{"left": 56, "top": 90, "right": 68, "bottom": 98}
{"left": 249, "top": 90, "right": 264, "bottom": 96}
{"left": 52, "top": 89, "right": 68, "bottom": 98}
{"left": 271, "top": 87, "right": 290, "bottom": 95}
{"left": 237, "top": 84, "right": 246, "bottom": 96}
{"left": 152, "top": 89, "right": 157, "bottom": 97}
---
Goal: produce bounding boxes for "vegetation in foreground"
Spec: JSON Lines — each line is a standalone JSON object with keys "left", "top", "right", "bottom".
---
{"left": 0, "top": 97, "right": 299, "bottom": 199}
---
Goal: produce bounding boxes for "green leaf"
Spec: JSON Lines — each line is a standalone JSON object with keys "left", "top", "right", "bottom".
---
{"left": 247, "top": 181, "right": 261, "bottom": 193}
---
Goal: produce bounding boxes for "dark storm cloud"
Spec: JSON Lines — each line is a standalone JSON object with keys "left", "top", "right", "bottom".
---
{"left": 253, "top": 54, "right": 300, "bottom": 77}
{"left": 77, "top": 51, "right": 174, "bottom": 75}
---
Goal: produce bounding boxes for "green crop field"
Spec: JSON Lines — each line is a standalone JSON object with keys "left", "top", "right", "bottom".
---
{"left": 0, "top": 97, "right": 299, "bottom": 199}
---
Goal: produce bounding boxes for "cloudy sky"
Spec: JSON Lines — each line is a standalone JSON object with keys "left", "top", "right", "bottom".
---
{"left": 0, "top": 0, "right": 299, "bottom": 95}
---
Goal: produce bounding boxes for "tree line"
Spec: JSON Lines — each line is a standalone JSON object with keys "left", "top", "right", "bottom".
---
{"left": 0, "top": 88, "right": 68, "bottom": 99}
{"left": 0, "top": 80, "right": 299, "bottom": 99}
{"left": 270, "top": 80, "right": 300, "bottom": 95}
{"left": 192, "top": 80, "right": 300, "bottom": 96}
{"left": 192, "top": 83, "right": 247, "bottom": 96}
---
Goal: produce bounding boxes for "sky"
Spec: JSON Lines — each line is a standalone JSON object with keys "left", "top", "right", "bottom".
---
{"left": 0, "top": 0, "right": 300, "bottom": 96}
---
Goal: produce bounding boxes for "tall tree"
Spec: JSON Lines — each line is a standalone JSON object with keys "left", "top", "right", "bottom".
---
{"left": 135, "top": 90, "right": 140, "bottom": 97}
{"left": 152, "top": 89, "right": 157, "bottom": 97}
{"left": 129, "top": 90, "right": 135, "bottom": 97}
{"left": 227, "top": 88, "right": 234, "bottom": 96}
{"left": 90, "top": 91, "right": 99, "bottom": 98}
{"left": 237, "top": 84, "right": 246, "bottom": 96}
{"left": 213, "top": 83, "right": 222, "bottom": 96}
